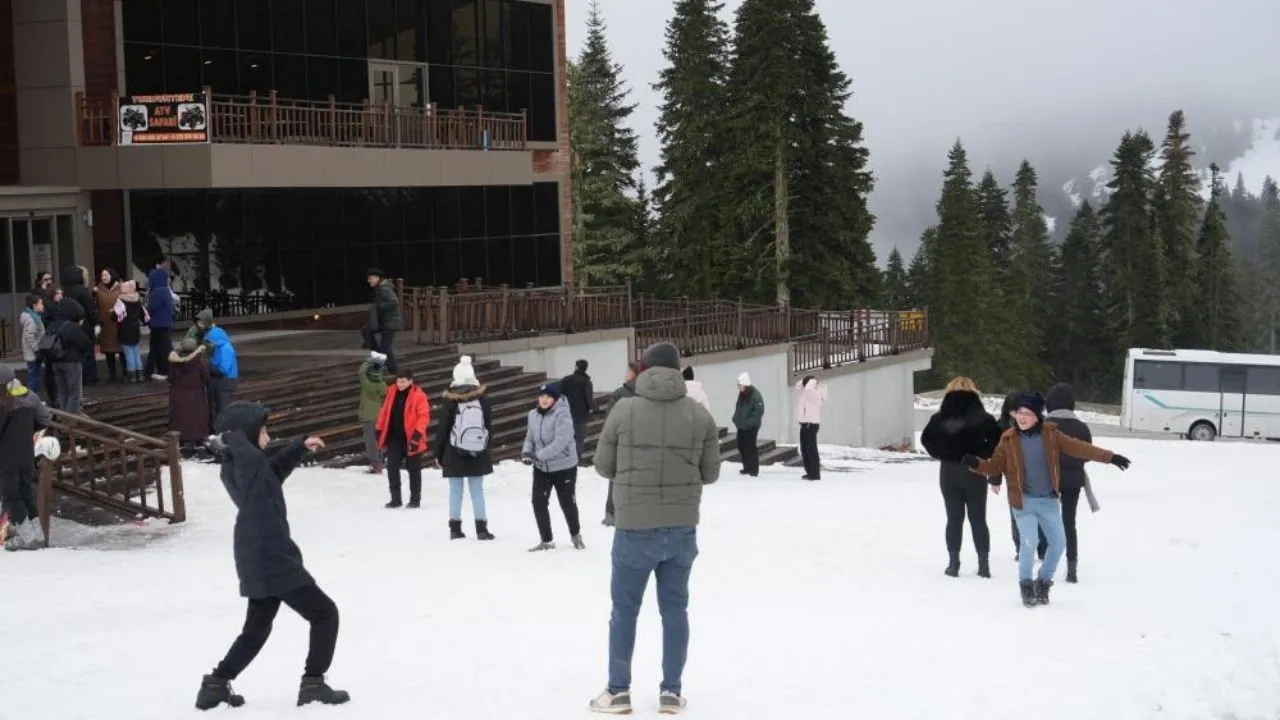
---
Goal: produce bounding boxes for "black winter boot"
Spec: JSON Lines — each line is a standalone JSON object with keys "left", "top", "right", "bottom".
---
{"left": 977, "top": 553, "right": 991, "bottom": 578}
{"left": 297, "top": 676, "right": 349, "bottom": 706}
{"left": 1034, "top": 579, "right": 1053, "bottom": 605}
{"left": 449, "top": 519, "right": 466, "bottom": 539}
{"left": 944, "top": 552, "right": 960, "bottom": 577}
{"left": 1065, "top": 561, "right": 1078, "bottom": 583}
{"left": 1019, "top": 581, "right": 1038, "bottom": 608}
{"left": 475, "top": 519, "right": 495, "bottom": 540}
{"left": 386, "top": 480, "right": 402, "bottom": 508}
{"left": 195, "top": 674, "right": 245, "bottom": 710}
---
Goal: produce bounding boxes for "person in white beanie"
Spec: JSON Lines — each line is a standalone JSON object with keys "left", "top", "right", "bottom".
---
{"left": 433, "top": 356, "right": 495, "bottom": 541}
{"left": 793, "top": 375, "right": 828, "bottom": 480}
{"left": 730, "top": 372, "right": 764, "bottom": 476}
{"left": 357, "top": 351, "right": 391, "bottom": 473}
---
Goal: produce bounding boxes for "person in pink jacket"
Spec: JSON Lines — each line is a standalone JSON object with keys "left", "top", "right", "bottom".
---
{"left": 681, "top": 366, "right": 712, "bottom": 413}
{"left": 794, "top": 376, "right": 828, "bottom": 480}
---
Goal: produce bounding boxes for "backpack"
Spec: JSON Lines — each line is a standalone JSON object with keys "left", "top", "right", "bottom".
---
{"left": 36, "top": 325, "right": 65, "bottom": 361}
{"left": 450, "top": 399, "right": 488, "bottom": 457}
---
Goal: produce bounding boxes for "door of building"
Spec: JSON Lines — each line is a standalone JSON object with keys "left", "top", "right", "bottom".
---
{"left": 368, "top": 60, "right": 429, "bottom": 145}
{"left": 2, "top": 214, "right": 72, "bottom": 355}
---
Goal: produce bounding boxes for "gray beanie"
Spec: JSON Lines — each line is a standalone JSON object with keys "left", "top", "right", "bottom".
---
{"left": 641, "top": 342, "right": 681, "bottom": 371}
{"left": 180, "top": 337, "right": 199, "bottom": 353}
{"left": 0, "top": 365, "right": 15, "bottom": 386}
{"left": 196, "top": 308, "right": 214, "bottom": 325}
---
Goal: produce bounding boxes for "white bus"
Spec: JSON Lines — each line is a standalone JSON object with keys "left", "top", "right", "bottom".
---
{"left": 1122, "top": 348, "right": 1280, "bottom": 441}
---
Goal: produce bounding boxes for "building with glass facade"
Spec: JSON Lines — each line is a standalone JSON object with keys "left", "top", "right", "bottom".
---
{"left": 0, "top": 0, "right": 571, "bottom": 324}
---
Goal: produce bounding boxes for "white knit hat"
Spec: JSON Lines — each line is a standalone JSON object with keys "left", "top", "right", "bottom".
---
{"left": 737, "top": 372, "right": 752, "bottom": 386}
{"left": 452, "top": 355, "right": 479, "bottom": 386}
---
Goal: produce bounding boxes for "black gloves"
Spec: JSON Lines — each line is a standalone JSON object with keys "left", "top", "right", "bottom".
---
{"left": 1111, "top": 454, "right": 1131, "bottom": 470}
{"left": 960, "top": 454, "right": 980, "bottom": 469}
{"left": 521, "top": 455, "right": 535, "bottom": 466}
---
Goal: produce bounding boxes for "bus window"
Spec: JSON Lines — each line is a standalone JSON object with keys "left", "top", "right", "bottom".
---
{"left": 1183, "top": 363, "right": 1221, "bottom": 393}
{"left": 1134, "top": 360, "right": 1182, "bottom": 390}
{"left": 1248, "top": 366, "right": 1280, "bottom": 395}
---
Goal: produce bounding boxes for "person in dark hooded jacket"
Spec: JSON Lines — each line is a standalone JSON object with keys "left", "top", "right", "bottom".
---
{"left": 59, "top": 266, "right": 98, "bottom": 385}
{"left": 1044, "top": 382, "right": 1097, "bottom": 583}
{"left": 920, "top": 376, "right": 1002, "bottom": 578}
{"left": 1000, "top": 392, "right": 1047, "bottom": 562}
{"left": 560, "top": 358, "right": 595, "bottom": 462}
{"left": 45, "top": 298, "right": 94, "bottom": 414}
{"left": 195, "top": 402, "right": 349, "bottom": 711}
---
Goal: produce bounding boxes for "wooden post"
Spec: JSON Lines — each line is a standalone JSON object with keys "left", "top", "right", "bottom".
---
{"left": 328, "top": 94, "right": 337, "bottom": 142}
{"left": 735, "top": 298, "right": 744, "bottom": 339}
{"left": 203, "top": 85, "right": 214, "bottom": 141}
{"left": 269, "top": 90, "right": 279, "bottom": 142}
{"left": 36, "top": 459, "right": 53, "bottom": 546}
{"left": 499, "top": 284, "right": 511, "bottom": 337}
{"left": 438, "top": 288, "right": 450, "bottom": 344}
{"left": 109, "top": 88, "right": 120, "bottom": 145}
{"left": 624, "top": 279, "right": 633, "bottom": 325}
{"left": 166, "top": 432, "right": 186, "bottom": 524}
{"left": 411, "top": 287, "right": 422, "bottom": 342}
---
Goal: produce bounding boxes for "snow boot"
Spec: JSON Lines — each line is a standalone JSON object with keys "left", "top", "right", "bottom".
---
{"left": 386, "top": 482, "right": 402, "bottom": 508}
{"left": 195, "top": 674, "right": 245, "bottom": 710}
{"left": 449, "top": 519, "right": 466, "bottom": 539}
{"left": 475, "top": 520, "right": 495, "bottom": 540}
{"left": 659, "top": 690, "right": 688, "bottom": 714}
{"left": 601, "top": 513, "right": 615, "bottom": 527}
{"left": 1065, "top": 561, "right": 1078, "bottom": 584}
{"left": 1034, "top": 579, "right": 1053, "bottom": 605}
{"left": 976, "top": 553, "right": 991, "bottom": 578}
{"left": 406, "top": 498, "right": 420, "bottom": 509}
{"left": 297, "top": 676, "right": 350, "bottom": 706}
{"left": 528, "top": 541, "right": 555, "bottom": 552}
{"left": 1019, "top": 580, "right": 1037, "bottom": 608}
{"left": 384, "top": 499, "right": 402, "bottom": 509}
{"left": 588, "top": 689, "right": 632, "bottom": 714}
{"left": 944, "top": 552, "right": 960, "bottom": 577}
{"left": 4, "top": 520, "right": 42, "bottom": 551}
{"left": 572, "top": 534, "right": 585, "bottom": 550}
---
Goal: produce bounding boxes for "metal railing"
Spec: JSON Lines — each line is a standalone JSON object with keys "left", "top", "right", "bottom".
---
{"left": 78, "top": 88, "right": 528, "bottom": 151}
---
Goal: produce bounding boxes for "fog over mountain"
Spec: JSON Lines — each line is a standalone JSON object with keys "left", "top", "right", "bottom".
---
{"left": 567, "top": 0, "right": 1280, "bottom": 261}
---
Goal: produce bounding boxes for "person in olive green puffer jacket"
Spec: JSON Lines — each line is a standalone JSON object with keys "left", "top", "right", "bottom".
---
{"left": 358, "top": 351, "right": 391, "bottom": 473}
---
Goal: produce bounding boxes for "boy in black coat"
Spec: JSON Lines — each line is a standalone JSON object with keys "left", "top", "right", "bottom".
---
{"left": 196, "top": 402, "right": 350, "bottom": 710}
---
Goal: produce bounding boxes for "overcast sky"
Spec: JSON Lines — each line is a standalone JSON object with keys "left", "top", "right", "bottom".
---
{"left": 565, "top": 0, "right": 1280, "bottom": 257}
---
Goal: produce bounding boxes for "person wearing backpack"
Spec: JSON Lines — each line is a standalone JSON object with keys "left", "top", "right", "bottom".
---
{"left": 42, "top": 298, "right": 93, "bottom": 414}
{"left": 432, "top": 356, "right": 495, "bottom": 541}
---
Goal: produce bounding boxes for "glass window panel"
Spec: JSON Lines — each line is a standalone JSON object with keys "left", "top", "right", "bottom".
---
{"left": 533, "top": 181, "right": 559, "bottom": 234}
{"left": 239, "top": 190, "right": 271, "bottom": 292}
{"left": 395, "top": 0, "right": 422, "bottom": 61}
{"left": 511, "top": 234, "right": 536, "bottom": 286}
{"left": 403, "top": 189, "right": 432, "bottom": 241}
{"left": 0, "top": 220, "right": 13, "bottom": 294}
{"left": 277, "top": 249, "right": 315, "bottom": 305}
{"left": 506, "top": 69, "right": 529, "bottom": 115}
{"left": 398, "top": 242, "right": 429, "bottom": 286}
{"left": 528, "top": 73, "right": 554, "bottom": 141}
{"left": 527, "top": 4, "right": 552, "bottom": 72}
{"left": 238, "top": 52, "right": 273, "bottom": 95}
{"left": 484, "top": 186, "right": 510, "bottom": 236}
{"left": 273, "top": 54, "right": 308, "bottom": 99}
{"left": 425, "top": 0, "right": 452, "bottom": 65}
{"left": 1133, "top": 360, "right": 1182, "bottom": 391}
{"left": 400, "top": 65, "right": 427, "bottom": 107}
{"left": 480, "top": 69, "right": 505, "bottom": 113}
{"left": 1248, "top": 366, "right": 1280, "bottom": 395}
{"left": 432, "top": 188, "right": 459, "bottom": 239}
{"left": 207, "top": 191, "right": 243, "bottom": 290}
{"left": 452, "top": 0, "right": 479, "bottom": 67}
{"left": 457, "top": 187, "right": 484, "bottom": 238}
{"left": 510, "top": 184, "right": 533, "bottom": 235}
{"left": 307, "top": 56, "right": 340, "bottom": 100}
{"left": 272, "top": 0, "right": 306, "bottom": 53}
{"left": 454, "top": 67, "right": 479, "bottom": 107}
{"left": 371, "top": 190, "right": 405, "bottom": 244}
{"left": 307, "top": 190, "right": 343, "bottom": 251}
{"left": 507, "top": 1, "right": 530, "bottom": 70}
{"left": 337, "top": 59, "right": 368, "bottom": 103}
{"left": 433, "top": 241, "right": 462, "bottom": 286}
{"left": 200, "top": 48, "right": 240, "bottom": 95}
{"left": 121, "top": 0, "right": 163, "bottom": 43}
{"left": 535, "top": 233, "right": 560, "bottom": 285}
{"left": 482, "top": 0, "right": 506, "bottom": 68}
{"left": 164, "top": 45, "right": 202, "bottom": 93}
{"left": 305, "top": 0, "right": 337, "bottom": 55}
{"left": 163, "top": 0, "right": 199, "bottom": 45}
{"left": 335, "top": 0, "right": 367, "bottom": 57}
{"left": 1183, "top": 363, "right": 1220, "bottom": 393}
{"left": 461, "top": 236, "right": 486, "bottom": 280}
{"left": 428, "top": 64, "right": 454, "bottom": 108}
{"left": 485, "top": 236, "right": 512, "bottom": 285}
{"left": 236, "top": 0, "right": 272, "bottom": 51}
{"left": 124, "top": 44, "right": 165, "bottom": 94}
{"left": 199, "top": 0, "right": 237, "bottom": 49}
{"left": 1221, "top": 366, "right": 1246, "bottom": 394}
{"left": 10, "top": 220, "right": 30, "bottom": 294}
{"left": 366, "top": 0, "right": 396, "bottom": 59}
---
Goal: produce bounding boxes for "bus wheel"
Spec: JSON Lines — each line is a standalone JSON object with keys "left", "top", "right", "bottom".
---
{"left": 1188, "top": 422, "right": 1217, "bottom": 442}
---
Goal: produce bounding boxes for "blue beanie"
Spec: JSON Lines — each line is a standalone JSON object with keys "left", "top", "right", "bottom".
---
{"left": 1014, "top": 391, "right": 1045, "bottom": 417}
{"left": 538, "top": 382, "right": 561, "bottom": 400}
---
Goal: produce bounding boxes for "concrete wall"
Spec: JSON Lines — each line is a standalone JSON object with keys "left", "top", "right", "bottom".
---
{"left": 683, "top": 347, "right": 791, "bottom": 444}
{"left": 13, "top": 0, "right": 84, "bottom": 188}
{"left": 789, "top": 349, "right": 932, "bottom": 449}
{"left": 461, "top": 328, "right": 635, "bottom": 392}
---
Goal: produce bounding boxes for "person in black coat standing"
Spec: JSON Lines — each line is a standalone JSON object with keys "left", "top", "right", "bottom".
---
{"left": 920, "top": 377, "right": 1002, "bottom": 579}
{"left": 560, "top": 359, "right": 595, "bottom": 462}
{"left": 364, "top": 269, "right": 402, "bottom": 373}
{"left": 195, "top": 402, "right": 349, "bottom": 711}
{"left": 1044, "top": 382, "right": 1094, "bottom": 583}
{"left": 59, "top": 266, "right": 98, "bottom": 385}
{"left": 45, "top": 298, "right": 94, "bottom": 414}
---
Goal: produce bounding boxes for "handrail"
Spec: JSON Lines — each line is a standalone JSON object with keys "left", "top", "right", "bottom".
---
{"left": 77, "top": 87, "right": 528, "bottom": 151}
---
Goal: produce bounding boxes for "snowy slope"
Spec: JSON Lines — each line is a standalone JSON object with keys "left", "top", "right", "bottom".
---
{"left": 3, "top": 440, "right": 1279, "bottom": 719}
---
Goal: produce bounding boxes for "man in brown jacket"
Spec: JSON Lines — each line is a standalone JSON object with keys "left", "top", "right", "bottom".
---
{"left": 963, "top": 392, "right": 1130, "bottom": 608}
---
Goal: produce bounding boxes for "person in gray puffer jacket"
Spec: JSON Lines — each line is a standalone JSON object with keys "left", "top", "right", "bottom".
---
{"left": 521, "top": 382, "right": 582, "bottom": 551}
{"left": 587, "top": 342, "right": 720, "bottom": 715}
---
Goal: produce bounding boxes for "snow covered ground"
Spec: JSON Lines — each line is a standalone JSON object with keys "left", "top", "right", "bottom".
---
{"left": 915, "top": 393, "right": 1121, "bottom": 426}
{"left": 4, "top": 438, "right": 1279, "bottom": 719}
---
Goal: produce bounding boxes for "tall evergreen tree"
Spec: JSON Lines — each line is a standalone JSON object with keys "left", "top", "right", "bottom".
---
{"left": 976, "top": 170, "right": 1013, "bottom": 278}
{"left": 906, "top": 236, "right": 930, "bottom": 308}
{"left": 1004, "top": 159, "right": 1053, "bottom": 387}
{"left": 722, "top": 0, "right": 877, "bottom": 308}
{"left": 1046, "top": 202, "right": 1108, "bottom": 397}
{"left": 1255, "top": 177, "right": 1280, "bottom": 351}
{"left": 567, "top": 3, "right": 643, "bottom": 286}
{"left": 631, "top": 170, "right": 659, "bottom": 293}
{"left": 1153, "top": 110, "right": 1203, "bottom": 344}
{"left": 651, "top": 0, "right": 733, "bottom": 298}
{"left": 1189, "top": 164, "right": 1242, "bottom": 350}
{"left": 882, "top": 247, "right": 908, "bottom": 309}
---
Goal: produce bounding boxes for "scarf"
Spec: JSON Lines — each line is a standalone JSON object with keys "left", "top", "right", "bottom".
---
{"left": 1045, "top": 408, "right": 1100, "bottom": 512}
{"left": 22, "top": 307, "right": 43, "bottom": 331}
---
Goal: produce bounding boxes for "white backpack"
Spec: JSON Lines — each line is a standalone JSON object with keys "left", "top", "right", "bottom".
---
{"left": 451, "top": 399, "right": 489, "bottom": 457}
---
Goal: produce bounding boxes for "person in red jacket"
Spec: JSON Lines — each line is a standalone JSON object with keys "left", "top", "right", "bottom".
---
{"left": 376, "top": 368, "right": 430, "bottom": 508}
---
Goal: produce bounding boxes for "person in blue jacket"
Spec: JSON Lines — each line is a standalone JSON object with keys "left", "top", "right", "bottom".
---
{"left": 144, "top": 257, "right": 176, "bottom": 381}
{"left": 193, "top": 308, "right": 239, "bottom": 421}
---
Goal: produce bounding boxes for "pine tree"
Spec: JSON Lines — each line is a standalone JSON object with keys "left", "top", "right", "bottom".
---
{"left": 568, "top": 2, "right": 643, "bottom": 286}
{"left": 906, "top": 236, "right": 929, "bottom": 308}
{"left": 631, "top": 170, "right": 659, "bottom": 293}
{"left": 722, "top": 0, "right": 877, "bottom": 308}
{"left": 976, "top": 170, "right": 1013, "bottom": 277}
{"left": 1004, "top": 159, "right": 1053, "bottom": 387}
{"left": 1189, "top": 165, "right": 1242, "bottom": 350}
{"left": 651, "top": 0, "right": 733, "bottom": 298}
{"left": 882, "top": 247, "right": 909, "bottom": 309}
{"left": 1047, "top": 202, "right": 1108, "bottom": 397}
{"left": 1153, "top": 110, "right": 1203, "bottom": 344}
{"left": 1256, "top": 177, "right": 1280, "bottom": 351}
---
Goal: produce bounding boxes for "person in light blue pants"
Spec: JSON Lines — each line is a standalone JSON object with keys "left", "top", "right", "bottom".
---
{"left": 433, "top": 356, "right": 495, "bottom": 541}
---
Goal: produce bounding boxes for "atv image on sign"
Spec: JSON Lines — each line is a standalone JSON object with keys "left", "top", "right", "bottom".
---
{"left": 120, "top": 105, "right": 148, "bottom": 131}
{"left": 177, "top": 103, "right": 206, "bottom": 131}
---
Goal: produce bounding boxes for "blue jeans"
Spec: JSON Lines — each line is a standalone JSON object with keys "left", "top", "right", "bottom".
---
{"left": 25, "top": 360, "right": 40, "bottom": 393}
{"left": 121, "top": 345, "right": 141, "bottom": 371}
{"left": 1013, "top": 497, "right": 1066, "bottom": 582}
{"left": 448, "top": 476, "right": 486, "bottom": 520}
{"left": 608, "top": 527, "right": 698, "bottom": 695}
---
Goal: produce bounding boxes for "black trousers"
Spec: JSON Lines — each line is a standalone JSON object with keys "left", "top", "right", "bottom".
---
{"left": 374, "top": 329, "right": 397, "bottom": 372}
{"left": 573, "top": 419, "right": 587, "bottom": 462}
{"left": 144, "top": 328, "right": 172, "bottom": 377}
{"left": 212, "top": 584, "right": 339, "bottom": 680}
{"left": 385, "top": 442, "right": 422, "bottom": 503}
{"left": 0, "top": 468, "right": 36, "bottom": 525}
{"left": 41, "top": 362, "right": 57, "bottom": 407}
{"left": 209, "top": 377, "right": 238, "bottom": 425}
{"left": 799, "top": 423, "right": 820, "bottom": 479}
{"left": 532, "top": 467, "right": 579, "bottom": 542}
{"left": 103, "top": 352, "right": 122, "bottom": 380}
{"left": 736, "top": 427, "right": 760, "bottom": 475}
{"left": 940, "top": 463, "right": 990, "bottom": 555}
{"left": 1060, "top": 486, "right": 1082, "bottom": 563}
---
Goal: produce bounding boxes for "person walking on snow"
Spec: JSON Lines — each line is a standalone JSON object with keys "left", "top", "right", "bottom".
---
{"left": 0, "top": 365, "right": 52, "bottom": 551}
{"left": 588, "top": 342, "right": 721, "bottom": 715}
{"left": 196, "top": 402, "right": 348, "bottom": 710}
{"left": 357, "top": 351, "right": 390, "bottom": 474}
{"left": 114, "top": 280, "right": 147, "bottom": 383}
{"left": 560, "top": 358, "right": 595, "bottom": 463}
{"left": 376, "top": 369, "right": 429, "bottom": 508}
{"left": 793, "top": 375, "right": 828, "bottom": 481}
{"left": 602, "top": 362, "right": 640, "bottom": 527}
{"left": 522, "top": 383, "right": 582, "bottom": 551}
{"left": 20, "top": 293, "right": 45, "bottom": 393}
{"left": 999, "top": 391, "right": 1046, "bottom": 561}
{"left": 433, "top": 355, "right": 496, "bottom": 541}
{"left": 1043, "top": 382, "right": 1102, "bottom": 584}
{"left": 681, "top": 366, "right": 711, "bottom": 413}
{"left": 168, "top": 337, "right": 211, "bottom": 447}
{"left": 920, "top": 376, "right": 1002, "bottom": 578}
{"left": 963, "top": 392, "right": 1130, "bottom": 607}
{"left": 365, "top": 269, "right": 402, "bottom": 373}
{"left": 144, "top": 258, "right": 176, "bottom": 381}
{"left": 732, "top": 372, "right": 764, "bottom": 476}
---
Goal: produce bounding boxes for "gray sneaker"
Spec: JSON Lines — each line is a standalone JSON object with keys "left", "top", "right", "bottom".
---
{"left": 659, "top": 690, "right": 687, "bottom": 714}
{"left": 572, "top": 534, "right": 585, "bottom": 550}
{"left": 588, "top": 689, "right": 631, "bottom": 714}
{"left": 528, "top": 541, "right": 555, "bottom": 552}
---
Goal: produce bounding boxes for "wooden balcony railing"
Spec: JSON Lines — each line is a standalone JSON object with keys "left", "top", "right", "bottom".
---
{"left": 403, "top": 283, "right": 634, "bottom": 344}
{"left": 78, "top": 88, "right": 528, "bottom": 151}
